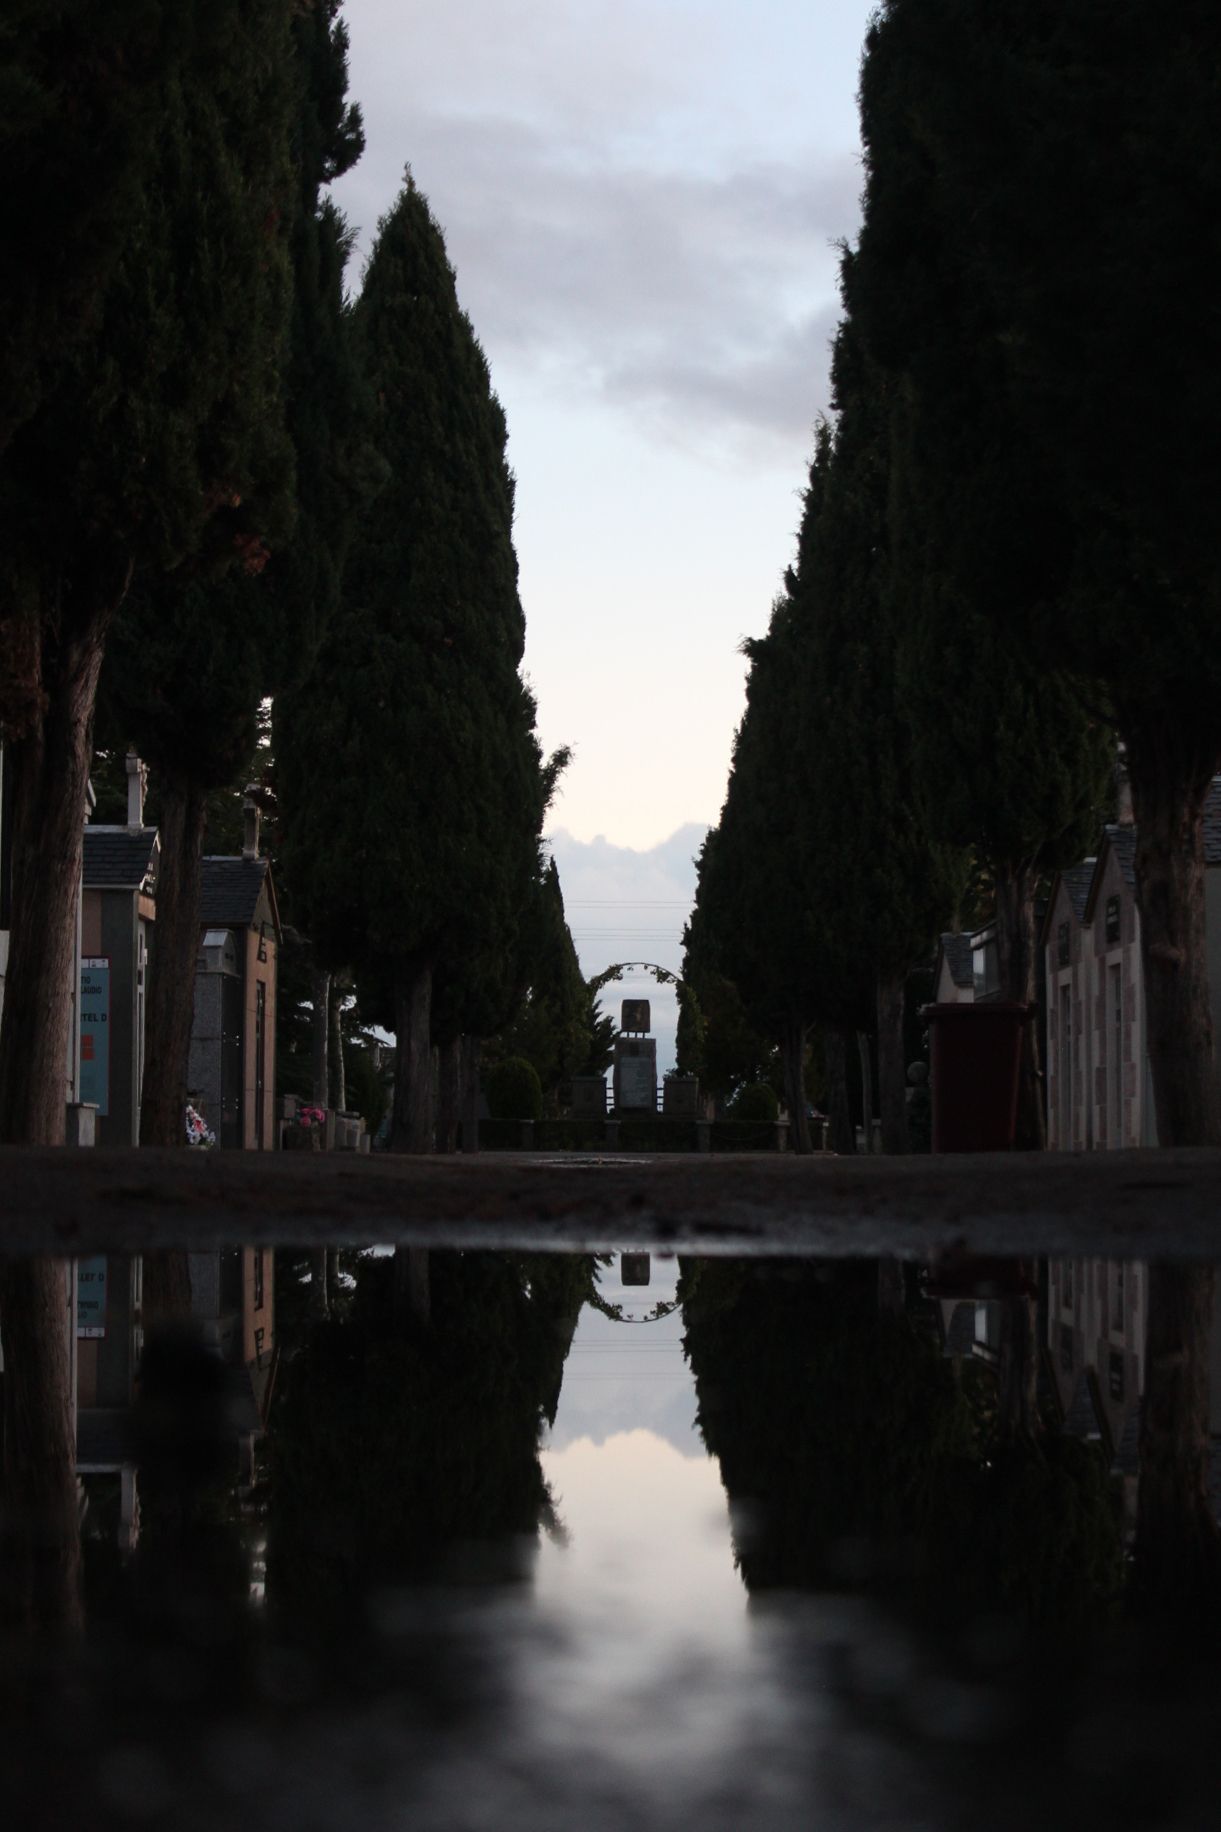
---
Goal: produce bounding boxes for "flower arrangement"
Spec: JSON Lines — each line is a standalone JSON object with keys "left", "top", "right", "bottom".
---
{"left": 185, "top": 1103, "right": 216, "bottom": 1149}
{"left": 297, "top": 1105, "right": 327, "bottom": 1132}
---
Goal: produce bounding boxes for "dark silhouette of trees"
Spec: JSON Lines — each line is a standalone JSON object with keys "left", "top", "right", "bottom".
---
{"left": 680, "top": 1257, "right": 1123, "bottom": 1635}
{"left": 267, "top": 1251, "right": 594, "bottom": 1638}
{"left": 100, "top": 0, "right": 366, "bottom": 1160}
{"left": 277, "top": 177, "right": 550, "bottom": 1153}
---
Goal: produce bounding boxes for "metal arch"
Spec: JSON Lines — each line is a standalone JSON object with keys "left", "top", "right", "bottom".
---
{"left": 589, "top": 960, "right": 686, "bottom": 996}
{"left": 586, "top": 1292, "right": 683, "bottom": 1326}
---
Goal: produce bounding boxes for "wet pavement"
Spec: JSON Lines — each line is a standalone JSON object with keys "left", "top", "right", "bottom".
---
{"left": 4, "top": 1144, "right": 1221, "bottom": 1258}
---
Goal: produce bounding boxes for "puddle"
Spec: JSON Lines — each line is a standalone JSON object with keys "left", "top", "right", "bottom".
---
{"left": 2, "top": 1242, "right": 1219, "bottom": 1828}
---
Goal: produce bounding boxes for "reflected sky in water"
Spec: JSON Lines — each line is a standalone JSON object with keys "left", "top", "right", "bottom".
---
{"left": 6, "top": 1245, "right": 1221, "bottom": 1830}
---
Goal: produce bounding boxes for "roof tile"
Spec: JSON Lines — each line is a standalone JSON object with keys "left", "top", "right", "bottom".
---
{"left": 82, "top": 828, "right": 158, "bottom": 890}
{"left": 199, "top": 857, "right": 271, "bottom": 928}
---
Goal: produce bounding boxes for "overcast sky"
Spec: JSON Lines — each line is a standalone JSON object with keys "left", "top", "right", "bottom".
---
{"left": 332, "top": 1, "right": 876, "bottom": 1027}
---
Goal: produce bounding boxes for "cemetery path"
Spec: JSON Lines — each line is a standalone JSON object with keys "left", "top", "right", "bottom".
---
{"left": 0, "top": 1144, "right": 1217, "bottom": 1261}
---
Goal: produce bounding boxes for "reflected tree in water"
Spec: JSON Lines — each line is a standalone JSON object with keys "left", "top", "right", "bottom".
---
{"left": 1134, "top": 1263, "right": 1221, "bottom": 1623}
{"left": 267, "top": 1251, "right": 593, "bottom": 1635}
{"left": 680, "top": 1259, "right": 1123, "bottom": 1636}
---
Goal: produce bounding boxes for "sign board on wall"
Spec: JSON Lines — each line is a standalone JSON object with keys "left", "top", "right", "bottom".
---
{"left": 77, "top": 1256, "right": 108, "bottom": 1338}
{"left": 79, "top": 957, "right": 110, "bottom": 1116}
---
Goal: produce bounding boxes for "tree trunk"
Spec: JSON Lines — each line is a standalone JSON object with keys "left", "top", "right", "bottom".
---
{"left": 139, "top": 771, "right": 207, "bottom": 1148}
{"left": 461, "top": 1033, "right": 481, "bottom": 1153}
{"left": 875, "top": 973, "right": 909, "bottom": 1153}
{"left": 329, "top": 977, "right": 346, "bottom": 1112}
{"left": 391, "top": 958, "right": 434, "bottom": 1152}
{"left": 1129, "top": 742, "right": 1221, "bottom": 1148}
{"left": 435, "top": 1034, "right": 462, "bottom": 1153}
{"left": 138, "top": 771, "right": 206, "bottom": 1324}
{"left": 310, "top": 966, "right": 330, "bottom": 1106}
{"left": 0, "top": 1259, "right": 83, "bottom": 1633}
{"left": 826, "top": 1028, "right": 856, "bottom": 1154}
{"left": 0, "top": 558, "right": 126, "bottom": 1636}
{"left": 996, "top": 1291, "right": 1039, "bottom": 1442}
{"left": 856, "top": 1031, "right": 875, "bottom": 1154}
{"left": 782, "top": 1018, "right": 812, "bottom": 1154}
{"left": 993, "top": 858, "right": 1044, "bottom": 1150}
{"left": 0, "top": 570, "right": 126, "bottom": 1143}
{"left": 1134, "top": 1263, "right": 1221, "bottom": 1617}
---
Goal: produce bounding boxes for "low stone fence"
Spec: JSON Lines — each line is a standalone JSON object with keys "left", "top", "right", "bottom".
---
{"left": 470, "top": 1116, "right": 799, "bottom": 1153}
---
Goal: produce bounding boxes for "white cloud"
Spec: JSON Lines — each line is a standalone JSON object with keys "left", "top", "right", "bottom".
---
{"left": 333, "top": 2, "right": 864, "bottom": 455}
{"left": 330, "top": 0, "right": 876, "bottom": 844}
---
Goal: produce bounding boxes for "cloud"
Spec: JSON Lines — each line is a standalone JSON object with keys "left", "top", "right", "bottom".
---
{"left": 333, "top": 3, "right": 863, "bottom": 455}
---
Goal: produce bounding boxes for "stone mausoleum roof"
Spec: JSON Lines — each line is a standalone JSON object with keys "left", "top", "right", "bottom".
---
{"left": 1060, "top": 859, "right": 1096, "bottom": 924}
{"left": 199, "top": 856, "right": 273, "bottom": 929}
{"left": 82, "top": 827, "right": 158, "bottom": 891}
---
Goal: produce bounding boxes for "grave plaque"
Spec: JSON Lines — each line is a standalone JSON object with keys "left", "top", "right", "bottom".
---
{"left": 621, "top": 999, "right": 651, "bottom": 1034}
{"left": 617, "top": 1054, "right": 655, "bottom": 1109}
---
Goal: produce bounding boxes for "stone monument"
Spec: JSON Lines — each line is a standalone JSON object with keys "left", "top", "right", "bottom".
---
{"left": 612, "top": 999, "right": 657, "bottom": 1113}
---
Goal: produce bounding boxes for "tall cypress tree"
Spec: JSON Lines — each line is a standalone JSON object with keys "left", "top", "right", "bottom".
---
{"left": 853, "top": 0, "right": 1221, "bottom": 1149}
{"left": 486, "top": 855, "right": 597, "bottom": 1113}
{"left": 99, "top": 0, "right": 365, "bottom": 1154}
{"left": 430, "top": 738, "right": 564, "bottom": 1151}
{"left": 847, "top": 34, "right": 1113, "bottom": 1149}
{"left": 0, "top": 1, "right": 298, "bottom": 1148}
{"left": 279, "top": 176, "right": 548, "bottom": 1152}
{"left": 685, "top": 432, "right": 857, "bottom": 1153}
{"left": 691, "top": 343, "right": 961, "bottom": 1154}
{"left": 790, "top": 321, "right": 964, "bottom": 1151}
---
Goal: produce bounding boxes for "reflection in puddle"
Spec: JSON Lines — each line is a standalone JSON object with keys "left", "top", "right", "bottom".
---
{"left": 3, "top": 1244, "right": 1221, "bottom": 1826}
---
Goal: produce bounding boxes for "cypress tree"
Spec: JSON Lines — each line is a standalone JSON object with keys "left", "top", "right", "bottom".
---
{"left": 279, "top": 176, "right": 549, "bottom": 1152}
{"left": 687, "top": 429, "right": 864, "bottom": 1152}
{"left": 847, "top": 29, "right": 1114, "bottom": 1150}
{"left": 487, "top": 857, "right": 597, "bottom": 1113}
{"left": 854, "top": 0, "right": 1221, "bottom": 1149}
{"left": 0, "top": 3, "right": 178, "bottom": 457}
{"left": 790, "top": 323, "right": 964, "bottom": 1151}
{"left": 691, "top": 346, "right": 961, "bottom": 1153}
{"left": 686, "top": 636, "right": 827, "bottom": 1153}
{"left": 430, "top": 740, "right": 564, "bottom": 1151}
{"left": 0, "top": 0, "right": 298, "bottom": 1147}
{"left": 99, "top": 0, "right": 365, "bottom": 1154}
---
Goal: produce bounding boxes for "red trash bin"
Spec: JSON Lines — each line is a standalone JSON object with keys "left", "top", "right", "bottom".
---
{"left": 920, "top": 1000, "right": 1033, "bottom": 1152}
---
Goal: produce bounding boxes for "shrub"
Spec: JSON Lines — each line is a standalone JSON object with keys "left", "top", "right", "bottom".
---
{"left": 728, "top": 1081, "right": 780, "bottom": 1123}
{"left": 484, "top": 1056, "right": 543, "bottom": 1121}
